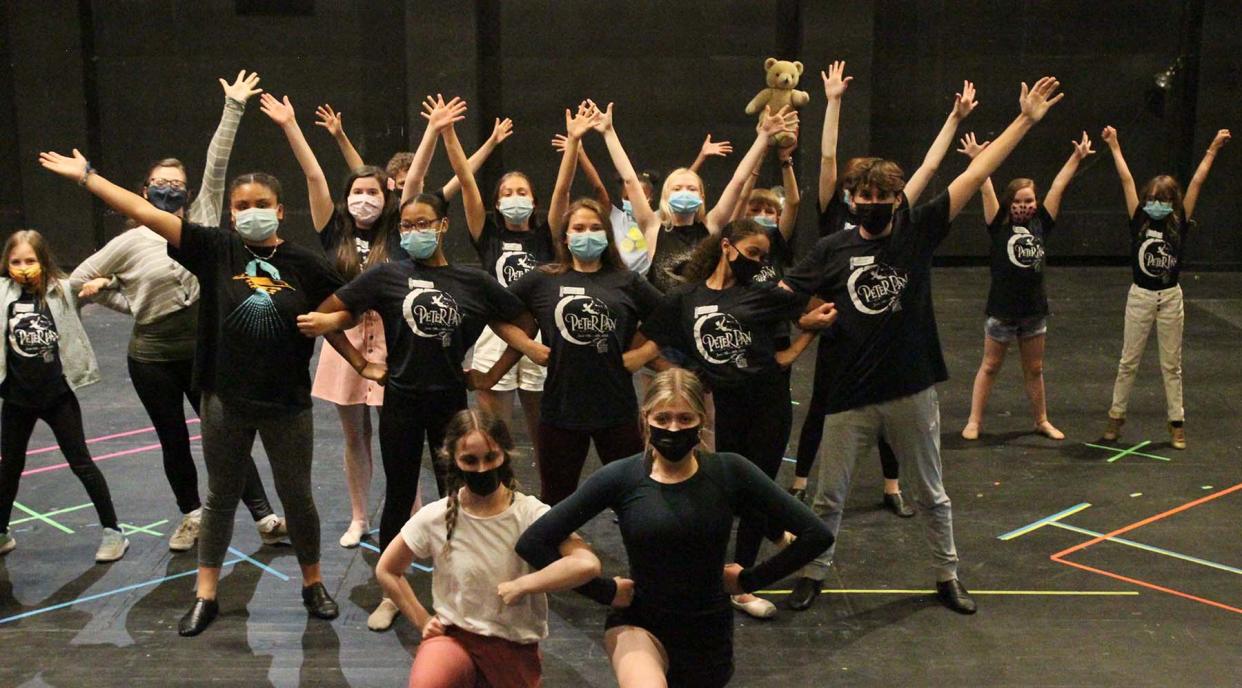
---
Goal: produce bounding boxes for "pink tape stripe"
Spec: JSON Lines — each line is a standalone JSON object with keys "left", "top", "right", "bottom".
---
{"left": 26, "top": 419, "right": 201, "bottom": 457}
{"left": 21, "top": 435, "right": 203, "bottom": 477}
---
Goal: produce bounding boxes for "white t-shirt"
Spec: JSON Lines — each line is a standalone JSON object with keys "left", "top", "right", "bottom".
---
{"left": 610, "top": 205, "right": 653, "bottom": 274}
{"left": 401, "top": 491, "right": 552, "bottom": 643}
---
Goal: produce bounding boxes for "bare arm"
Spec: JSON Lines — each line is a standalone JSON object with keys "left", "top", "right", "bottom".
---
{"left": 906, "top": 81, "right": 978, "bottom": 205}
{"left": 1043, "top": 132, "right": 1095, "bottom": 221}
{"left": 549, "top": 105, "right": 600, "bottom": 237}
{"left": 707, "top": 106, "right": 798, "bottom": 233}
{"left": 774, "top": 330, "right": 816, "bottom": 369}
{"left": 553, "top": 135, "right": 611, "bottom": 208}
{"left": 777, "top": 143, "right": 800, "bottom": 241}
{"left": 259, "top": 94, "right": 334, "bottom": 232}
{"left": 40, "top": 150, "right": 183, "bottom": 247}
{"left": 818, "top": 60, "right": 851, "bottom": 213}
{"left": 594, "top": 102, "right": 662, "bottom": 254}
{"left": 1183, "top": 129, "right": 1231, "bottom": 221}
{"left": 731, "top": 164, "right": 761, "bottom": 223}
{"left": 1100, "top": 126, "right": 1139, "bottom": 217}
{"left": 441, "top": 117, "right": 513, "bottom": 200}
{"left": 401, "top": 111, "right": 441, "bottom": 206}
{"left": 956, "top": 133, "right": 1000, "bottom": 224}
{"left": 689, "top": 134, "right": 733, "bottom": 174}
{"left": 314, "top": 104, "right": 365, "bottom": 172}
{"left": 424, "top": 96, "right": 481, "bottom": 239}
{"left": 375, "top": 538, "right": 434, "bottom": 629}
{"left": 497, "top": 536, "right": 602, "bottom": 606}
{"left": 947, "top": 77, "right": 1064, "bottom": 221}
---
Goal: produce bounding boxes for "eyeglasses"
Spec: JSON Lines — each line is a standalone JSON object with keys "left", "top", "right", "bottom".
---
{"left": 399, "top": 219, "right": 444, "bottom": 232}
{"left": 149, "top": 178, "right": 187, "bottom": 190}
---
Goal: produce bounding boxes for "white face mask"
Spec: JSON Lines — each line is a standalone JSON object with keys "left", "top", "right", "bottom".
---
{"left": 347, "top": 193, "right": 384, "bottom": 226}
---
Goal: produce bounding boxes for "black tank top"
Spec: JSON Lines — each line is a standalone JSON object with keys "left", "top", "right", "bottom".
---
{"left": 648, "top": 222, "right": 709, "bottom": 293}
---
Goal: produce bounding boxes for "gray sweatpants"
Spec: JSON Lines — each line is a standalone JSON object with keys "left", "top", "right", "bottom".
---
{"left": 800, "top": 386, "right": 959, "bottom": 582}
{"left": 197, "top": 393, "right": 320, "bottom": 569}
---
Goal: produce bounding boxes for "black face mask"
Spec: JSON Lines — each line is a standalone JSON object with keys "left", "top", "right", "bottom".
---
{"left": 852, "top": 202, "right": 894, "bottom": 233}
{"left": 148, "top": 185, "right": 189, "bottom": 213}
{"left": 461, "top": 467, "right": 502, "bottom": 497}
{"left": 649, "top": 424, "right": 700, "bottom": 462}
{"left": 728, "top": 250, "right": 765, "bottom": 285}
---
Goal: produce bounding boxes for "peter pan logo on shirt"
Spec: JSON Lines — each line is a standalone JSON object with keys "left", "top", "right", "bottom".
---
{"left": 7, "top": 306, "right": 58, "bottom": 361}
{"left": 495, "top": 242, "right": 538, "bottom": 286}
{"left": 847, "top": 255, "right": 908, "bottom": 315}
{"left": 692, "top": 305, "right": 752, "bottom": 368}
{"left": 225, "top": 259, "right": 294, "bottom": 341}
{"left": 1006, "top": 226, "right": 1045, "bottom": 270}
{"left": 1138, "top": 231, "right": 1177, "bottom": 279}
{"left": 753, "top": 263, "right": 778, "bottom": 284}
{"left": 355, "top": 237, "right": 372, "bottom": 264}
{"left": 403, "top": 278, "right": 462, "bottom": 347}
{"left": 554, "top": 286, "right": 615, "bottom": 353}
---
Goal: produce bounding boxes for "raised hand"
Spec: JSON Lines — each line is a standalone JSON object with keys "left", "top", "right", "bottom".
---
{"left": 551, "top": 134, "right": 570, "bottom": 152}
{"left": 953, "top": 80, "right": 978, "bottom": 120}
{"left": 38, "top": 148, "right": 90, "bottom": 181}
{"left": 585, "top": 99, "right": 614, "bottom": 134}
{"left": 490, "top": 117, "right": 515, "bottom": 144}
{"left": 955, "top": 132, "right": 990, "bottom": 159}
{"left": 1209, "top": 128, "right": 1232, "bottom": 153}
{"left": 778, "top": 129, "right": 799, "bottom": 161}
{"left": 700, "top": 134, "right": 734, "bottom": 159}
{"left": 565, "top": 105, "right": 598, "bottom": 141}
{"left": 258, "top": 93, "right": 296, "bottom": 128}
{"left": 1071, "top": 131, "right": 1095, "bottom": 160}
{"left": 759, "top": 104, "right": 799, "bottom": 138}
{"left": 420, "top": 94, "right": 468, "bottom": 132}
{"left": 1100, "top": 125, "right": 1118, "bottom": 148}
{"left": 314, "top": 104, "right": 345, "bottom": 138}
{"left": 1018, "top": 76, "right": 1064, "bottom": 122}
{"left": 821, "top": 60, "right": 852, "bottom": 99}
{"left": 219, "top": 69, "right": 262, "bottom": 104}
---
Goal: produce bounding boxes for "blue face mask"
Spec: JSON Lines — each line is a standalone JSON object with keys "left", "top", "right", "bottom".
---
{"left": 1143, "top": 200, "right": 1174, "bottom": 221}
{"left": 148, "top": 185, "right": 189, "bottom": 214}
{"left": 498, "top": 196, "right": 534, "bottom": 224}
{"left": 668, "top": 191, "right": 704, "bottom": 214}
{"left": 234, "top": 208, "right": 280, "bottom": 242}
{"left": 568, "top": 230, "right": 609, "bottom": 261}
{"left": 401, "top": 230, "right": 440, "bottom": 259}
{"left": 752, "top": 215, "right": 778, "bottom": 229}
{"left": 622, "top": 199, "right": 634, "bottom": 216}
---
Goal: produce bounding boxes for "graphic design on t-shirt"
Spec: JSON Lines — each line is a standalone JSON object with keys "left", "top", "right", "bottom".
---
{"left": 692, "top": 305, "right": 752, "bottom": 368}
{"left": 1007, "top": 227, "right": 1045, "bottom": 270}
{"left": 753, "top": 263, "right": 778, "bottom": 284}
{"left": 226, "top": 258, "right": 295, "bottom": 341}
{"left": 620, "top": 216, "right": 647, "bottom": 254}
{"left": 846, "top": 256, "right": 908, "bottom": 315}
{"left": 7, "top": 305, "right": 58, "bottom": 361}
{"left": 1137, "top": 231, "right": 1176, "bottom": 279}
{"left": 553, "top": 286, "right": 616, "bottom": 353}
{"left": 403, "top": 279, "right": 462, "bottom": 347}
{"left": 355, "top": 236, "right": 372, "bottom": 265}
{"left": 495, "top": 242, "right": 539, "bottom": 286}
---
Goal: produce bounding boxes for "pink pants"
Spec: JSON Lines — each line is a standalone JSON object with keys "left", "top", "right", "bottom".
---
{"left": 408, "top": 626, "right": 541, "bottom": 688}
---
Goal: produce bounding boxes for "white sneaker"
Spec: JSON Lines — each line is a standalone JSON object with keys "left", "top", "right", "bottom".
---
{"left": 169, "top": 512, "right": 201, "bottom": 552}
{"left": 95, "top": 527, "right": 129, "bottom": 563}
{"left": 0, "top": 532, "right": 15, "bottom": 555}
{"left": 367, "top": 598, "right": 400, "bottom": 632}
{"left": 256, "top": 514, "right": 289, "bottom": 546}
{"left": 339, "top": 520, "right": 368, "bottom": 548}
{"left": 730, "top": 594, "right": 777, "bottom": 619}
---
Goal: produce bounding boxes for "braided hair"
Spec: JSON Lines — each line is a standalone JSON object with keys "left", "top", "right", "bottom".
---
{"left": 436, "top": 409, "right": 520, "bottom": 558}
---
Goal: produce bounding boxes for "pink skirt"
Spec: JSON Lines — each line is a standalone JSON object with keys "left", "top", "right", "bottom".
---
{"left": 311, "top": 310, "right": 386, "bottom": 406}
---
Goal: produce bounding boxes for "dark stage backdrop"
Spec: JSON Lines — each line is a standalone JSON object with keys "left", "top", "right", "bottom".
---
{"left": 2, "top": 1, "right": 1238, "bottom": 267}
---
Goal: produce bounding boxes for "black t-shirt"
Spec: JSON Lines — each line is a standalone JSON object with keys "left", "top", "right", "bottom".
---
{"left": 1129, "top": 209, "right": 1191, "bottom": 290}
{"left": 509, "top": 267, "right": 662, "bottom": 430}
{"left": 816, "top": 188, "right": 855, "bottom": 238}
{"left": 642, "top": 281, "right": 807, "bottom": 390}
{"left": 471, "top": 212, "right": 555, "bottom": 287}
{"left": 170, "top": 221, "right": 344, "bottom": 417}
{"left": 783, "top": 191, "right": 952, "bottom": 414}
{"left": 318, "top": 209, "right": 402, "bottom": 276}
{"left": 515, "top": 452, "right": 832, "bottom": 612}
{"left": 648, "top": 222, "right": 710, "bottom": 293}
{"left": 335, "top": 260, "right": 525, "bottom": 394}
{"left": 985, "top": 207, "right": 1054, "bottom": 319}
{"left": 2, "top": 291, "right": 69, "bottom": 407}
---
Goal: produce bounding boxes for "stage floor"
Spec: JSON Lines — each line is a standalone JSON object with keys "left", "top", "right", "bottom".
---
{"left": 2, "top": 266, "right": 1239, "bottom": 687}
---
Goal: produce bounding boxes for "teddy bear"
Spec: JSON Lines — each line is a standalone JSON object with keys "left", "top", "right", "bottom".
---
{"left": 745, "top": 58, "right": 809, "bottom": 147}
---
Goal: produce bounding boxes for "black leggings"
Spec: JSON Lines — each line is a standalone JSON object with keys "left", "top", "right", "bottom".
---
{"left": 536, "top": 419, "right": 644, "bottom": 506}
{"left": 714, "top": 379, "right": 791, "bottom": 569}
{"left": 377, "top": 386, "right": 467, "bottom": 550}
{"left": 128, "top": 356, "right": 273, "bottom": 519}
{"left": 795, "top": 358, "right": 899, "bottom": 482}
{"left": 0, "top": 392, "right": 118, "bottom": 532}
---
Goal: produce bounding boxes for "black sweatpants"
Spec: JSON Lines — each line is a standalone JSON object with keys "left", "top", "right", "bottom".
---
{"left": 536, "top": 419, "right": 644, "bottom": 506}
{"left": 0, "top": 392, "right": 118, "bottom": 532}
{"left": 128, "top": 356, "right": 273, "bottom": 519}
{"left": 377, "top": 386, "right": 467, "bottom": 550}
{"left": 796, "top": 357, "right": 899, "bottom": 482}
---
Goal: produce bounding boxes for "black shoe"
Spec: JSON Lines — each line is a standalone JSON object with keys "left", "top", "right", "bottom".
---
{"left": 883, "top": 491, "right": 915, "bottom": 518}
{"left": 786, "top": 576, "right": 821, "bottom": 611}
{"left": 178, "top": 597, "right": 219, "bottom": 637}
{"left": 302, "top": 582, "right": 339, "bottom": 620}
{"left": 787, "top": 487, "right": 808, "bottom": 504}
{"left": 936, "top": 579, "right": 977, "bottom": 615}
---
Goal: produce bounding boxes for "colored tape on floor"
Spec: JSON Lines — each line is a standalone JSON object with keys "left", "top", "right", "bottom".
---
{"left": 754, "top": 588, "right": 1138, "bottom": 596}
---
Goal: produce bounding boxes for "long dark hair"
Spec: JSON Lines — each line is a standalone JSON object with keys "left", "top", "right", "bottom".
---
{"left": 1137, "top": 175, "right": 1185, "bottom": 246}
{"left": 683, "top": 218, "right": 767, "bottom": 283}
{"left": 333, "top": 165, "right": 398, "bottom": 279}
{"left": 3, "top": 230, "right": 67, "bottom": 299}
{"left": 435, "top": 409, "right": 520, "bottom": 557}
{"left": 540, "top": 198, "right": 627, "bottom": 275}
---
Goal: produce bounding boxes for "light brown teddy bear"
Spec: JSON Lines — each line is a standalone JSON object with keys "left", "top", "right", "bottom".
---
{"left": 745, "top": 58, "right": 809, "bottom": 147}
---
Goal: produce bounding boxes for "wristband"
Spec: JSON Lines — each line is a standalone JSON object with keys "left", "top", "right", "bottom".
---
{"left": 79, "top": 163, "right": 94, "bottom": 186}
{"left": 781, "top": 159, "right": 794, "bottom": 168}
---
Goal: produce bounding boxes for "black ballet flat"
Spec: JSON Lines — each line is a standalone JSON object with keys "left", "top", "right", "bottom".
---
{"left": 787, "top": 487, "right": 808, "bottom": 504}
{"left": 302, "top": 582, "right": 339, "bottom": 620}
{"left": 178, "top": 597, "right": 219, "bottom": 637}
{"left": 883, "top": 491, "right": 915, "bottom": 518}
{"left": 786, "top": 576, "right": 821, "bottom": 611}
{"left": 936, "top": 579, "right": 978, "bottom": 615}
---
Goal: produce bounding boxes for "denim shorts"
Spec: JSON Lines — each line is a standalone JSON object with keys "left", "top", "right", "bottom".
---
{"left": 985, "top": 315, "right": 1047, "bottom": 343}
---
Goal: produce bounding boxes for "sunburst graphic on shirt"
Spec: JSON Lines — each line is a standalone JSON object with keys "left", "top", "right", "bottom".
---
{"left": 620, "top": 225, "right": 647, "bottom": 254}
{"left": 225, "top": 258, "right": 295, "bottom": 342}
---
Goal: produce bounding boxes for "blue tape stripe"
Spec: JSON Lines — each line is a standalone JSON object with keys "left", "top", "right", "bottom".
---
{"left": 226, "top": 546, "right": 291, "bottom": 582}
{"left": 998, "top": 503, "right": 1092, "bottom": 540}
{"left": 1048, "top": 522, "right": 1242, "bottom": 575}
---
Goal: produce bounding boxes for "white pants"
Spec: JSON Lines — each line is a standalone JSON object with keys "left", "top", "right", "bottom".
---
{"left": 471, "top": 326, "right": 546, "bottom": 392}
{"left": 1109, "top": 284, "right": 1184, "bottom": 422}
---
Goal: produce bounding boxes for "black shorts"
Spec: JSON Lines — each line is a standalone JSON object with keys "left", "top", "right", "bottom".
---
{"left": 605, "top": 601, "right": 734, "bottom": 687}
